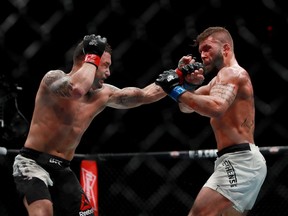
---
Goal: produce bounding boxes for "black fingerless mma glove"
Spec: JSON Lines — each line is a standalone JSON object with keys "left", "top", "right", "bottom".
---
{"left": 176, "top": 62, "right": 204, "bottom": 91}
{"left": 155, "top": 69, "right": 187, "bottom": 102}
{"left": 180, "top": 62, "right": 204, "bottom": 76}
{"left": 83, "top": 34, "right": 107, "bottom": 68}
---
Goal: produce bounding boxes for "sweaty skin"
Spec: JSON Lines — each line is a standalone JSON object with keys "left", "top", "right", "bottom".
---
{"left": 173, "top": 28, "right": 261, "bottom": 216}
{"left": 24, "top": 52, "right": 166, "bottom": 161}
{"left": 178, "top": 38, "right": 255, "bottom": 151}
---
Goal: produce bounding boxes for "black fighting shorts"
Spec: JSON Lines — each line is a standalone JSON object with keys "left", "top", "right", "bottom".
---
{"left": 13, "top": 147, "right": 95, "bottom": 216}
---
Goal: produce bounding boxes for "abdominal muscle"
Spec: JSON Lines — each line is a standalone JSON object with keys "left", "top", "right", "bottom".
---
{"left": 211, "top": 116, "right": 254, "bottom": 151}
{"left": 24, "top": 114, "right": 91, "bottom": 161}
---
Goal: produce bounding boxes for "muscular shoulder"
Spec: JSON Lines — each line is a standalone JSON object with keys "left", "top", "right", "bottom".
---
{"left": 103, "top": 83, "right": 120, "bottom": 92}
{"left": 218, "top": 66, "right": 253, "bottom": 98}
{"left": 93, "top": 84, "right": 120, "bottom": 100}
{"left": 218, "top": 65, "right": 249, "bottom": 84}
{"left": 98, "top": 84, "right": 121, "bottom": 99}
{"left": 43, "top": 70, "right": 66, "bottom": 86}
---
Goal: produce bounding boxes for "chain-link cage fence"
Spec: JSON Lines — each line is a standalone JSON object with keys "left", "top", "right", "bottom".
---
{"left": 72, "top": 147, "right": 288, "bottom": 216}
{"left": 1, "top": 0, "right": 288, "bottom": 215}
{"left": 1, "top": 147, "right": 288, "bottom": 216}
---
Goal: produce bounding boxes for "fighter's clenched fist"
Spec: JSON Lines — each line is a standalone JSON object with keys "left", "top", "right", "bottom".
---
{"left": 83, "top": 34, "right": 107, "bottom": 68}
{"left": 155, "top": 69, "right": 186, "bottom": 102}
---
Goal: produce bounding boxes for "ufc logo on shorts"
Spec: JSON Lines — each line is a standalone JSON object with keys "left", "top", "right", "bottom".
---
{"left": 49, "top": 158, "right": 62, "bottom": 166}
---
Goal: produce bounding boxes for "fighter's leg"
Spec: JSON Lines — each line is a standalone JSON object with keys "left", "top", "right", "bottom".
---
{"left": 24, "top": 197, "right": 53, "bottom": 216}
{"left": 188, "top": 187, "right": 234, "bottom": 216}
{"left": 222, "top": 208, "right": 248, "bottom": 216}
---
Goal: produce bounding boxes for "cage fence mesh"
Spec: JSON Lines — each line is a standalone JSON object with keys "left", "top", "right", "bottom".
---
{"left": 1, "top": 0, "right": 288, "bottom": 215}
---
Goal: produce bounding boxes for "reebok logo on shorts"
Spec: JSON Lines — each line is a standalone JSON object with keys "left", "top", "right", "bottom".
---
{"left": 222, "top": 159, "right": 237, "bottom": 187}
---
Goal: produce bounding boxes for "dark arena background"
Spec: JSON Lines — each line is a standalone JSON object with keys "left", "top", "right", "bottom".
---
{"left": 1, "top": 0, "right": 288, "bottom": 215}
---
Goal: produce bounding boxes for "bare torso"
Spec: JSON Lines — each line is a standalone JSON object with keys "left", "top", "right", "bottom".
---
{"left": 179, "top": 64, "right": 255, "bottom": 151}
{"left": 24, "top": 69, "right": 165, "bottom": 160}
{"left": 206, "top": 65, "right": 255, "bottom": 150}
{"left": 24, "top": 81, "right": 110, "bottom": 160}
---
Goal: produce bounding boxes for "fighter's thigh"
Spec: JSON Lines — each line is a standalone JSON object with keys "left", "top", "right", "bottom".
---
{"left": 191, "top": 187, "right": 233, "bottom": 215}
{"left": 24, "top": 197, "right": 53, "bottom": 216}
{"left": 14, "top": 176, "right": 51, "bottom": 205}
{"left": 51, "top": 169, "right": 86, "bottom": 214}
{"left": 222, "top": 208, "right": 248, "bottom": 216}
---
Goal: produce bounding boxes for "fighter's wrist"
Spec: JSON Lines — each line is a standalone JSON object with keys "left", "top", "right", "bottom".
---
{"left": 84, "top": 54, "right": 100, "bottom": 68}
{"left": 182, "top": 81, "right": 198, "bottom": 91}
{"left": 168, "top": 86, "right": 186, "bottom": 102}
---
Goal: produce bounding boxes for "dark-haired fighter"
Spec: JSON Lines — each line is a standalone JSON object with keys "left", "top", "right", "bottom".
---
{"left": 13, "top": 34, "right": 166, "bottom": 216}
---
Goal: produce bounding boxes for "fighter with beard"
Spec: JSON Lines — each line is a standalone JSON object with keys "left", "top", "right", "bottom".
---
{"left": 155, "top": 26, "right": 267, "bottom": 216}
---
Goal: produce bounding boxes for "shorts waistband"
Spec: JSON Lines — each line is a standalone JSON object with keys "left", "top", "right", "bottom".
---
{"left": 20, "top": 147, "right": 70, "bottom": 168}
{"left": 217, "top": 143, "right": 251, "bottom": 157}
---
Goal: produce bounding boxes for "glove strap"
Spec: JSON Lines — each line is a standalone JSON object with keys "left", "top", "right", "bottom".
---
{"left": 182, "top": 81, "right": 198, "bottom": 91}
{"left": 84, "top": 54, "right": 101, "bottom": 68}
{"left": 175, "top": 68, "right": 184, "bottom": 84}
{"left": 169, "top": 86, "right": 186, "bottom": 102}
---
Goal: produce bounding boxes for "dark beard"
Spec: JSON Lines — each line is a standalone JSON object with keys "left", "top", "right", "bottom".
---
{"left": 202, "top": 52, "right": 224, "bottom": 84}
{"left": 205, "top": 52, "right": 224, "bottom": 74}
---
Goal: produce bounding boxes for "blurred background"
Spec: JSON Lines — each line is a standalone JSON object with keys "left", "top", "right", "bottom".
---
{"left": 0, "top": 0, "right": 288, "bottom": 215}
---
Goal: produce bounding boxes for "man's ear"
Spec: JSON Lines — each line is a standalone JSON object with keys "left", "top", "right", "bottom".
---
{"left": 223, "top": 43, "right": 230, "bottom": 57}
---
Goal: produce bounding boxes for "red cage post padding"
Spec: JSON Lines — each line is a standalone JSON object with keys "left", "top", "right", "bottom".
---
{"left": 80, "top": 160, "right": 98, "bottom": 216}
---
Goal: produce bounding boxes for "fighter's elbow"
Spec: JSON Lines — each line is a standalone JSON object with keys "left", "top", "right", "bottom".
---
{"left": 70, "top": 87, "right": 86, "bottom": 99}
{"left": 179, "top": 103, "right": 194, "bottom": 113}
{"left": 210, "top": 106, "right": 226, "bottom": 118}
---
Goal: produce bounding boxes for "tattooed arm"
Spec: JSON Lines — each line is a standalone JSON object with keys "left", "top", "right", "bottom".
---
{"left": 106, "top": 83, "right": 166, "bottom": 109}
{"left": 178, "top": 78, "right": 237, "bottom": 118}
{"left": 43, "top": 63, "right": 96, "bottom": 99}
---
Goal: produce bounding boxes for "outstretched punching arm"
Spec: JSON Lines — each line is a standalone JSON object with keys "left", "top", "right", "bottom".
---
{"left": 106, "top": 83, "right": 166, "bottom": 109}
